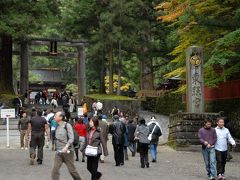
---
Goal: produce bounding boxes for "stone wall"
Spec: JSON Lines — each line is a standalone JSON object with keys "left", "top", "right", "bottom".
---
{"left": 168, "top": 112, "right": 219, "bottom": 150}
{"left": 141, "top": 94, "right": 240, "bottom": 139}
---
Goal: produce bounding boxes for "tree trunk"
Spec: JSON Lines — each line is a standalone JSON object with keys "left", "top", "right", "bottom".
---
{"left": 140, "top": 49, "right": 154, "bottom": 90}
{"left": 0, "top": 34, "right": 14, "bottom": 94}
{"left": 20, "top": 41, "right": 29, "bottom": 95}
{"left": 117, "top": 41, "right": 121, "bottom": 95}
{"left": 108, "top": 45, "right": 114, "bottom": 94}
{"left": 99, "top": 50, "right": 106, "bottom": 94}
{"left": 77, "top": 45, "right": 86, "bottom": 104}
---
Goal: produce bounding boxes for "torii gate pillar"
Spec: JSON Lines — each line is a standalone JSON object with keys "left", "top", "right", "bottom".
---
{"left": 20, "top": 41, "right": 29, "bottom": 95}
{"left": 77, "top": 45, "right": 86, "bottom": 104}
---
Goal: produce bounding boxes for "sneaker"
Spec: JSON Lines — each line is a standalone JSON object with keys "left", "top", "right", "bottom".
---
{"left": 25, "top": 147, "right": 28, "bottom": 150}
{"left": 21, "top": 147, "right": 24, "bottom": 150}
{"left": 208, "top": 176, "right": 215, "bottom": 180}
{"left": 221, "top": 174, "right": 226, "bottom": 179}
{"left": 97, "top": 172, "right": 102, "bottom": 180}
{"left": 218, "top": 174, "right": 223, "bottom": 180}
{"left": 152, "top": 159, "right": 156, "bottom": 163}
{"left": 146, "top": 163, "right": 149, "bottom": 168}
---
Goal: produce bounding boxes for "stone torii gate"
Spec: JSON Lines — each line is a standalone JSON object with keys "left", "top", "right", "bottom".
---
{"left": 13, "top": 37, "right": 87, "bottom": 104}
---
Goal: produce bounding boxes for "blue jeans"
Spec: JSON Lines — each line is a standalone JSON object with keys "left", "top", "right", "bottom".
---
{"left": 202, "top": 147, "right": 217, "bottom": 178}
{"left": 150, "top": 144, "right": 157, "bottom": 161}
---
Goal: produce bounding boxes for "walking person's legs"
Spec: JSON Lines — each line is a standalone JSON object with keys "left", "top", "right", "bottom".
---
{"left": 75, "top": 148, "right": 79, "bottom": 161}
{"left": 221, "top": 151, "right": 228, "bottom": 176}
{"left": 139, "top": 143, "right": 145, "bottom": 168}
{"left": 20, "top": 130, "right": 24, "bottom": 148}
{"left": 23, "top": 131, "right": 28, "bottom": 149}
{"left": 51, "top": 153, "right": 63, "bottom": 180}
{"left": 209, "top": 148, "right": 217, "bottom": 178}
{"left": 124, "top": 146, "right": 128, "bottom": 160}
{"left": 113, "top": 144, "right": 120, "bottom": 166}
{"left": 92, "top": 156, "right": 101, "bottom": 180}
{"left": 144, "top": 144, "right": 149, "bottom": 168}
{"left": 51, "top": 130, "right": 56, "bottom": 151}
{"left": 36, "top": 132, "right": 45, "bottom": 164}
{"left": 29, "top": 133, "right": 37, "bottom": 165}
{"left": 82, "top": 151, "right": 85, "bottom": 162}
{"left": 64, "top": 152, "right": 82, "bottom": 180}
{"left": 79, "top": 136, "right": 85, "bottom": 162}
{"left": 52, "top": 154, "right": 63, "bottom": 180}
{"left": 119, "top": 144, "right": 124, "bottom": 165}
{"left": 132, "top": 141, "right": 136, "bottom": 156}
{"left": 202, "top": 148, "right": 211, "bottom": 177}
{"left": 216, "top": 150, "right": 223, "bottom": 177}
{"left": 150, "top": 144, "right": 157, "bottom": 162}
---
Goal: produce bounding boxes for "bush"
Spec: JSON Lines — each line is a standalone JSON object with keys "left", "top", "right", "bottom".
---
{"left": 141, "top": 92, "right": 186, "bottom": 115}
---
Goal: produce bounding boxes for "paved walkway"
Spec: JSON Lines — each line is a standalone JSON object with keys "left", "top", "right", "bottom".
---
{"left": 0, "top": 143, "right": 239, "bottom": 180}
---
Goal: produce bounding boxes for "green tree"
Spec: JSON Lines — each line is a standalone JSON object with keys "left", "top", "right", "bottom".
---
{"left": 0, "top": 0, "right": 59, "bottom": 94}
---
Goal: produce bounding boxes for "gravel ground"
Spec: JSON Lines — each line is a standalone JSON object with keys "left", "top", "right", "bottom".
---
{"left": 0, "top": 144, "right": 239, "bottom": 180}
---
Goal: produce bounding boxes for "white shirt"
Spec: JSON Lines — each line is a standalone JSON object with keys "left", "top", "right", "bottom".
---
{"left": 51, "top": 99, "right": 58, "bottom": 107}
{"left": 96, "top": 102, "right": 103, "bottom": 110}
{"left": 215, "top": 126, "right": 236, "bottom": 151}
{"left": 46, "top": 113, "right": 54, "bottom": 122}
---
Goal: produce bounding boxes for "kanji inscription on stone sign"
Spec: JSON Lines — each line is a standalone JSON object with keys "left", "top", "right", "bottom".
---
{"left": 186, "top": 46, "right": 204, "bottom": 113}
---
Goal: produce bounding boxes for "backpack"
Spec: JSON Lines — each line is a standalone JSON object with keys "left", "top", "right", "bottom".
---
{"left": 64, "top": 122, "right": 79, "bottom": 146}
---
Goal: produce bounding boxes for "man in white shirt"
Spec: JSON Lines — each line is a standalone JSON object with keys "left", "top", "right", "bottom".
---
{"left": 96, "top": 100, "right": 103, "bottom": 115}
{"left": 215, "top": 118, "right": 236, "bottom": 180}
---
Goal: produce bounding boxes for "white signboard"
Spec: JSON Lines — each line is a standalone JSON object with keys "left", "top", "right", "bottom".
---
{"left": 1, "top": 109, "right": 15, "bottom": 118}
{"left": 77, "top": 107, "right": 84, "bottom": 116}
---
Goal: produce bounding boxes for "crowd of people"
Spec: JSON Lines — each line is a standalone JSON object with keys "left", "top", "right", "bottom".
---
{"left": 16, "top": 98, "right": 237, "bottom": 180}
{"left": 17, "top": 102, "right": 163, "bottom": 180}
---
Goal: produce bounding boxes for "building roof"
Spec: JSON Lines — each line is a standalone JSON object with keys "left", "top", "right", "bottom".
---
{"left": 30, "top": 68, "right": 63, "bottom": 83}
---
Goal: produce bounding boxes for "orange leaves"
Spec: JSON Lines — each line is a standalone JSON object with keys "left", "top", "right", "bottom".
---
{"left": 156, "top": 0, "right": 189, "bottom": 22}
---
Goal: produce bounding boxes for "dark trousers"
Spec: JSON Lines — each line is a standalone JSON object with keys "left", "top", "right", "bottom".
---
{"left": 87, "top": 155, "right": 102, "bottom": 180}
{"left": 139, "top": 143, "right": 149, "bottom": 167}
{"left": 51, "top": 130, "right": 56, "bottom": 147}
{"left": 113, "top": 144, "right": 124, "bottom": 165}
{"left": 30, "top": 132, "right": 45, "bottom": 162}
{"left": 52, "top": 151, "right": 82, "bottom": 180}
{"left": 215, "top": 150, "right": 228, "bottom": 175}
{"left": 128, "top": 141, "right": 136, "bottom": 157}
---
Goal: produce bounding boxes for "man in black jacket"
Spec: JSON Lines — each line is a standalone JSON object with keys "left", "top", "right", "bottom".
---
{"left": 147, "top": 116, "right": 162, "bottom": 163}
{"left": 109, "top": 115, "right": 126, "bottom": 166}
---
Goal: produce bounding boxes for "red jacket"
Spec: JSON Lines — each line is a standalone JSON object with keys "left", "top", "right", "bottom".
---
{"left": 74, "top": 123, "right": 87, "bottom": 137}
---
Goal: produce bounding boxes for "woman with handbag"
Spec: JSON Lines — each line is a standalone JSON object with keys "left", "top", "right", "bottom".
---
{"left": 134, "top": 117, "right": 150, "bottom": 168}
{"left": 85, "top": 116, "right": 108, "bottom": 180}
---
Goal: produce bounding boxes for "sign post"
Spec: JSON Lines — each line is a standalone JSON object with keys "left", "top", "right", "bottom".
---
{"left": 1, "top": 109, "right": 15, "bottom": 148}
{"left": 77, "top": 107, "right": 84, "bottom": 116}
